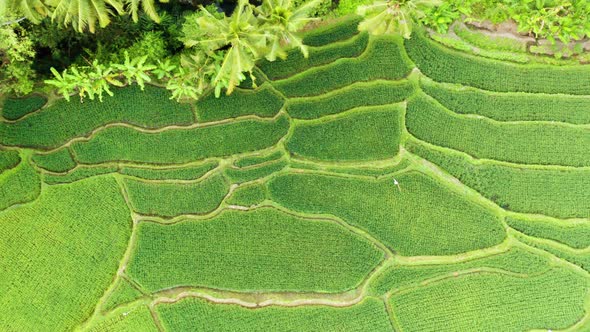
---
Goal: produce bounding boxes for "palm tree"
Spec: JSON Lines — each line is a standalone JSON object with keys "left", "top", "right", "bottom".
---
{"left": 182, "top": 0, "right": 320, "bottom": 96}
{"left": 4, "top": 0, "right": 162, "bottom": 32}
{"left": 3, "top": 0, "right": 48, "bottom": 23}
{"left": 256, "top": 0, "right": 321, "bottom": 61}
{"left": 357, "top": 0, "right": 441, "bottom": 38}
{"left": 183, "top": 0, "right": 268, "bottom": 95}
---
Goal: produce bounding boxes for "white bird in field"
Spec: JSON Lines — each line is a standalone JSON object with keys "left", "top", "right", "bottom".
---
{"left": 393, "top": 178, "right": 401, "bottom": 192}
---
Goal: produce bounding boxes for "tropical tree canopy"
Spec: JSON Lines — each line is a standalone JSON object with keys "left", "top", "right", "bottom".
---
{"left": 180, "top": 0, "right": 321, "bottom": 97}
{"left": 357, "top": 0, "right": 441, "bottom": 38}
{"left": 3, "top": 0, "right": 163, "bottom": 32}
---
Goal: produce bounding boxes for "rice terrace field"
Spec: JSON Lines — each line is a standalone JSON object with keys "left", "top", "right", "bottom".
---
{"left": 3, "top": 15, "right": 590, "bottom": 332}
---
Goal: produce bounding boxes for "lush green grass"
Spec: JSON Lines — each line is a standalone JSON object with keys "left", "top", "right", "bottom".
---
{"left": 71, "top": 115, "right": 290, "bottom": 164}
{"left": 260, "top": 32, "right": 369, "bottom": 80}
{"left": 0, "top": 85, "right": 195, "bottom": 149}
{"left": 226, "top": 182, "right": 268, "bottom": 206}
{"left": 406, "top": 93, "right": 590, "bottom": 166}
{"left": 370, "top": 247, "right": 551, "bottom": 296}
{"left": 120, "top": 160, "right": 217, "bottom": 180}
{"left": 514, "top": 232, "right": 590, "bottom": 272}
{"left": 86, "top": 305, "right": 158, "bottom": 332}
{"left": 2, "top": 94, "right": 47, "bottom": 120}
{"left": 7, "top": 19, "right": 590, "bottom": 331}
{"left": 223, "top": 158, "right": 287, "bottom": 183}
{"left": 43, "top": 165, "right": 118, "bottom": 184}
{"left": 268, "top": 171, "right": 505, "bottom": 256}
{"left": 421, "top": 78, "right": 590, "bottom": 124}
{"left": 195, "top": 84, "right": 285, "bottom": 122}
{"left": 0, "top": 153, "right": 41, "bottom": 211}
{"left": 287, "top": 80, "right": 414, "bottom": 119}
{"left": 0, "top": 175, "right": 131, "bottom": 331}
{"left": 127, "top": 207, "right": 384, "bottom": 292}
{"left": 407, "top": 139, "right": 590, "bottom": 218}
{"left": 234, "top": 150, "right": 283, "bottom": 168}
{"left": 429, "top": 32, "right": 530, "bottom": 64}
{"left": 507, "top": 216, "right": 590, "bottom": 249}
{"left": 301, "top": 15, "right": 363, "bottom": 47}
{"left": 157, "top": 297, "right": 391, "bottom": 332}
{"left": 287, "top": 105, "right": 402, "bottom": 161}
{"left": 273, "top": 35, "right": 413, "bottom": 97}
{"left": 453, "top": 25, "right": 527, "bottom": 53}
{"left": 102, "top": 278, "right": 143, "bottom": 312}
{"left": 406, "top": 31, "right": 590, "bottom": 94}
{"left": 156, "top": 298, "right": 393, "bottom": 332}
{"left": 32, "top": 147, "right": 77, "bottom": 173}
{"left": 391, "top": 267, "right": 588, "bottom": 332}
{"left": 0, "top": 149, "right": 20, "bottom": 173}
{"left": 289, "top": 158, "right": 413, "bottom": 178}
{"left": 123, "top": 173, "right": 229, "bottom": 217}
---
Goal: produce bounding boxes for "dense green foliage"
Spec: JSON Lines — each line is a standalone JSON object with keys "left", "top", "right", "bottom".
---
{"left": 127, "top": 207, "right": 384, "bottom": 292}
{"left": 0, "top": 20, "right": 36, "bottom": 96}
{"left": 5, "top": 10, "right": 590, "bottom": 331}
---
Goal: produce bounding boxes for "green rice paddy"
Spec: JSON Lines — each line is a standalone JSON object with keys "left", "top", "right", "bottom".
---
{"left": 2, "top": 17, "right": 590, "bottom": 332}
